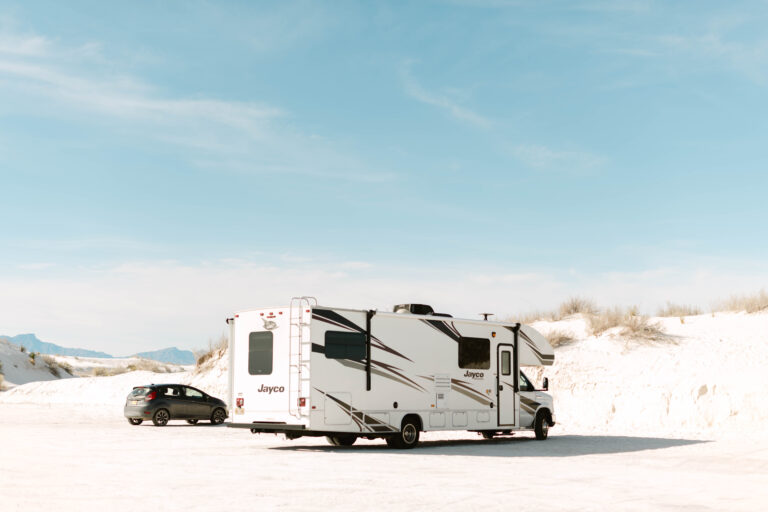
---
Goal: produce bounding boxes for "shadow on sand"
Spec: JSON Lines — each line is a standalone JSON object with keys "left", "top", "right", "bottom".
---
{"left": 270, "top": 434, "right": 708, "bottom": 457}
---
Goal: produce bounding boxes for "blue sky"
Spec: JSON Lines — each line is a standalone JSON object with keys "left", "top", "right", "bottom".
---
{"left": 1, "top": 1, "right": 767, "bottom": 352}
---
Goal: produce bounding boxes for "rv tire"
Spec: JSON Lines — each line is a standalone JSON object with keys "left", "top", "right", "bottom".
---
{"left": 388, "top": 417, "right": 420, "bottom": 449}
{"left": 534, "top": 411, "right": 549, "bottom": 440}
{"left": 481, "top": 431, "right": 495, "bottom": 439}
{"left": 326, "top": 435, "right": 357, "bottom": 447}
{"left": 186, "top": 419, "right": 198, "bottom": 425}
{"left": 128, "top": 418, "right": 143, "bottom": 425}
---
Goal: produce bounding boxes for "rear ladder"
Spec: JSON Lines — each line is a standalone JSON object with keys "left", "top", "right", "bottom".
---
{"left": 288, "top": 296, "right": 316, "bottom": 418}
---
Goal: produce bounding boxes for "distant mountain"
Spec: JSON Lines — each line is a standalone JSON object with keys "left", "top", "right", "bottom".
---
{"left": 0, "top": 333, "right": 113, "bottom": 358}
{"left": 130, "top": 347, "right": 196, "bottom": 365}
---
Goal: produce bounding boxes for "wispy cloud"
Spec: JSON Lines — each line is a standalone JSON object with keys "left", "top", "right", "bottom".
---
{"left": 0, "top": 30, "right": 394, "bottom": 182}
{"left": 400, "top": 61, "right": 492, "bottom": 128}
{"left": 510, "top": 144, "right": 606, "bottom": 172}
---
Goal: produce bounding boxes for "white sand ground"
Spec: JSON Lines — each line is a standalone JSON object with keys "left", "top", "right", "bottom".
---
{"left": 1, "top": 405, "right": 766, "bottom": 511}
{"left": 1, "top": 312, "right": 767, "bottom": 510}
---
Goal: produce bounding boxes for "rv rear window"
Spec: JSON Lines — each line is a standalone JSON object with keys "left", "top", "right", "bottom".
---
{"left": 248, "top": 332, "right": 274, "bottom": 375}
{"left": 324, "top": 331, "right": 366, "bottom": 361}
{"left": 458, "top": 337, "right": 490, "bottom": 369}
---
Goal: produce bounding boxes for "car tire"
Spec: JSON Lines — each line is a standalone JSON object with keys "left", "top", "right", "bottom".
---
{"left": 534, "top": 411, "right": 549, "bottom": 440}
{"left": 388, "top": 418, "right": 420, "bottom": 449}
{"left": 210, "top": 408, "right": 226, "bottom": 425}
{"left": 152, "top": 409, "right": 170, "bottom": 427}
{"left": 326, "top": 435, "right": 356, "bottom": 446}
{"left": 128, "top": 418, "right": 143, "bottom": 426}
{"left": 186, "top": 419, "right": 198, "bottom": 425}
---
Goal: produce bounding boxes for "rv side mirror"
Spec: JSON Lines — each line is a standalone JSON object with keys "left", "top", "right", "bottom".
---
{"left": 542, "top": 377, "right": 549, "bottom": 391}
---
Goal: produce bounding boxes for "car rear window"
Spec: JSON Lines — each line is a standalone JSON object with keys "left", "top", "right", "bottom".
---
{"left": 130, "top": 387, "right": 150, "bottom": 397}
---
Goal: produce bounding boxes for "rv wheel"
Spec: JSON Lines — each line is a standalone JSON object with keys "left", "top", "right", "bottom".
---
{"left": 481, "top": 431, "right": 495, "bottom": 439}
{"left": 186, "top": 419, "right": 198, "bottom": 425}
{"left": 534, "top": 411, "right": 549, "bottom": 440}
{"left": 326, "top": 435, "right": 356, "bottom": 446}
{"left": 128, "top": 418, "right": 143, "bottom": 426}
{"left": 388, "top": 418, "right": 420, "bottom": 449}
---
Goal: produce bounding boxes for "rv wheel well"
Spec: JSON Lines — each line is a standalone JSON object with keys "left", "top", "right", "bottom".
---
{"left": 401, "top": 414, "right": 423, "bottom": 432}
{"left": 539, "top": 408, "right": 552, "bottom": 425}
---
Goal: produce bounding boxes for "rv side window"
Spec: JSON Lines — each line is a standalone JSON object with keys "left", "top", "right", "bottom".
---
{"left": 325, "top": 331, "right": 366, "bottom": 361}
{"left": 458, "top": 337, "right": 490, "bottom": 369}
{"left": 248, "top": 332, "right": 273, "bottom": 375}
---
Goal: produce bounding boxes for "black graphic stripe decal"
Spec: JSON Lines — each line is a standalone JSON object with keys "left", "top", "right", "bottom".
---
{"left": 519, "top": 330, "right": 555, "bottom": 362}
{"left": 313, "top": 308, "right": 413, "bottom": 362}
{"left": 504, "top": 326, "right": 555, "bottom": 365}
{"left": 451, "top": 378, "right": 492, "bottom": 406}
{"left": 333, "top": 359, "right": 426, "bottom": 393}
{"left": 314, "top": 388, "right": 398, "bottom": 432}
{"left": 311, "top": 343, "right": 325, "bottom": 354}
{"left": 422, "top": 319, "right": 462, "bottom": 342}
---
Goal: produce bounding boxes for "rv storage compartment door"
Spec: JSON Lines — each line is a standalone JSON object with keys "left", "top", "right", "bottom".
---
{"left": 324, "top": 392, "right": 352, "bottom": 425}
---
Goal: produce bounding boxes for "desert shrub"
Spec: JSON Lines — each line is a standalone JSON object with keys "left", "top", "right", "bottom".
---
{"left": 657, "top": 302, "right": 701, "bottom": 317}
{"left": 559, "top": 297, "right": 598, "bottom": 318}
{"left": 718, "top": 290, "right": 768, "bottom": 314}
{"left": 92, "top": 366, "right": 129, "bottom": 377}
{"left": 42, "top": 355, "right": 73, "bottom": 377}
{"left": 0, "top": 373, "right": 4, "bottom": 390}
{"left": 587, "top": 306, "right": 626, "bottom": 336}
{"left": 588, "top": 306, "right": 667, "bottom": 341}
{"left": 544, "top": 329, "right": 575, "bottom": 348}
{"left": 126, "top": 359, "right": 168, "bottom": 373}
{"left": 29, "top": 352, "right": 37, "bottom": 364}
{"left": 620, "top": 315, "right": 667, "bottom": 341}
{"left": 196, "top": 334, "right": 228, "bottom": 368}
{"left": 20, "top": 345, "right": 26, "bottom": 353}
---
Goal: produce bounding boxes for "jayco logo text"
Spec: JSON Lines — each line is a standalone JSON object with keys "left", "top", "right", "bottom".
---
{"left": 258, "top": 384, "right": 285, "bottom": 394}
{"left": 463, "top": 370, "right": 484, "bottom": 379}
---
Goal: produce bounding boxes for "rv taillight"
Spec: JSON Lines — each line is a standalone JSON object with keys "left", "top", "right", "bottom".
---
{"left": 145, "top": 391, "right": 157, "bottom": 401}
{"left": 236, "top": 398, "right": 244, "bottom": 408}
{"left": 298, "top": 397, "right": 306, "bottom": 407}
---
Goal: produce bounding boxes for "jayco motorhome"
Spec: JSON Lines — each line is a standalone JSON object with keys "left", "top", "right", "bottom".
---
{"left": 227, "top": 297, "right": 556, "bottom": 448}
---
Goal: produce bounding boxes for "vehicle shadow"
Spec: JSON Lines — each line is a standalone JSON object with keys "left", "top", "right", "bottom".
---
{"left": 271, "top": 434, "right": 709, "bottom": 457}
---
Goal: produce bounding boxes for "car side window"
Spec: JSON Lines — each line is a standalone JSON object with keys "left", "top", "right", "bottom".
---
{"left": 162, "top": 386, "right": 179, "bottom": 397}
{"left": 185, "top": 387, "right": 203, "bottom": 399}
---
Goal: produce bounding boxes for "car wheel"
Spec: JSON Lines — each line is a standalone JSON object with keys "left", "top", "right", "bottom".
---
{"left": 152, "top": 409, "right": 170, "bottom": 427}
{"left": 210, "top": 408, "right": 226, "bottom": 425}
{"left": 128, "top": 418, "right": 143, "bottom": 426}
{"left": 481, "top": 431, "right": 495, "bottom": 439}
{"left": 534, "top": 411, "right": 549, "bottom": 440}
{"left": 186, "top": 419, "right": 198, "bottom": 425}
{"left": 326, "top": 435, "right": 357, "bottom": 446}
{"left": 388, "top": 418, "right": 420, "bottom": 449}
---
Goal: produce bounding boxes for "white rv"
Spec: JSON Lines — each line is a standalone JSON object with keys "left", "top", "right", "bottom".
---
{"left": 227, "top": 298, "right": 556, "bottom": 448}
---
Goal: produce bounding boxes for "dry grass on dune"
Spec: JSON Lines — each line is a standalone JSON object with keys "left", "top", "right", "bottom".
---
{"left": 196, "top": 335, "right": 228, "bottom": 370}
{"left": 42, "top": 355, "right": 74, "bottom": 377}
{"left": 718, "top": 290, "right": 768, "bottom": 314}
{"left": 513, "top": 296, "right": 597, "bottom": 324}
{"left": 657, "top": 302, "right": 702, "bottom": 317}
{"left": 543, "top": 329, "right": 576, "bottom": 348}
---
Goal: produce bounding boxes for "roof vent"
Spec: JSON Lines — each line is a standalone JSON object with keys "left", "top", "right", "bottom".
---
{"left": 393, "top": 304, "right": 434, "bottom": 315}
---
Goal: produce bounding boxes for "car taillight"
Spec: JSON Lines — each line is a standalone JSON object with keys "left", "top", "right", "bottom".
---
{"left": 145, "top": 391, "right": 156, "bottom": 401}
{"left": 236, "top": 398, "right": 244, "bottom": 407}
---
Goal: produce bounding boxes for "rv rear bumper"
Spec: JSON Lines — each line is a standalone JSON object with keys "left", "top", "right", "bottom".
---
{"left": 229, "top": 422, "right": 307, "bottom": 432}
